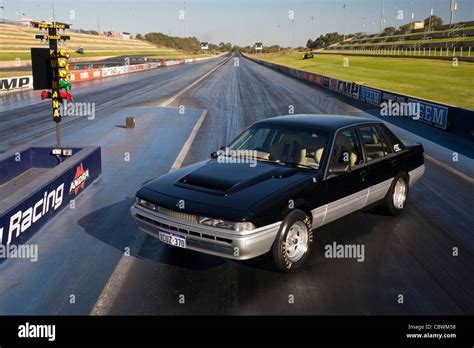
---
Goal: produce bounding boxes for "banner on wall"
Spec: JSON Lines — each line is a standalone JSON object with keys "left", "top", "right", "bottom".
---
{"left": 0, "top": 76, "right": 33, "bottom": 91}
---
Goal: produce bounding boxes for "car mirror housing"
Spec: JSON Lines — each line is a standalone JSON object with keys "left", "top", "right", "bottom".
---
{"left": 211, "top": 146, "right": 227, "bottom": 159}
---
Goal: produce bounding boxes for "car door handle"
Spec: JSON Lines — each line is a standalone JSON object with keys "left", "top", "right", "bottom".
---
{"left": 391, "top": 159, "right": 398, "bottom": 167}
{"left": 360, "top": 170, "right": 367, "bottom": 181}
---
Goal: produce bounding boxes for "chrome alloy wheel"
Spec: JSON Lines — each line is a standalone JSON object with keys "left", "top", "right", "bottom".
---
{"left": 284, "top": 221, "right": 309, "bottom": 263}
{"left": 393, "top": 177, "right": 407, "bottom": 209}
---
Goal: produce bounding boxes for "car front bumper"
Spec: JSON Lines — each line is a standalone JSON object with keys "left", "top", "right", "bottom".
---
{"left": 130, "top": 204, "right": 281, "bottom": 260}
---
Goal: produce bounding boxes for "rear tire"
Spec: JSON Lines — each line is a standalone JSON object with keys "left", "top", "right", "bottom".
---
{"left": 271, "top": 210, "right": 313, "bottom": 272}
{"left": 383, "top": 173, "right": 409, "bottom": 216}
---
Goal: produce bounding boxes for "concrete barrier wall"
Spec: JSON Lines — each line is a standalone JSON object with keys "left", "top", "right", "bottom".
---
{"left": 0, "top": 146, "right": 101, "bottom": 253}
{"left": 244, "top": 54, "right": 474, "bottom": 140}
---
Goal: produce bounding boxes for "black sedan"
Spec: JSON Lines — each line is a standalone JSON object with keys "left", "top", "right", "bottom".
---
{"left": 131, "top": 115, "right": 425, "bottom": 271}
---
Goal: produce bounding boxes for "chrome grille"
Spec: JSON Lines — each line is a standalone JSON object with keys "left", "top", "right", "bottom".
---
{"left": 157, "top": 206, "right": 198, "bottom": 224}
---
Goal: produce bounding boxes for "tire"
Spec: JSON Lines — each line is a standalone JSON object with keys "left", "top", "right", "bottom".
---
{"left": 271, "top": 210, "right": 313, "bottom": 272}
{"left": 383, "top": 173, "right": 409, "bottom": 216}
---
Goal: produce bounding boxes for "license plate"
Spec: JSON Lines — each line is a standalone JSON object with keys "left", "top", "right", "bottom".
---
{"left": 158, "top": 230, "right": 186, "bottom": 249}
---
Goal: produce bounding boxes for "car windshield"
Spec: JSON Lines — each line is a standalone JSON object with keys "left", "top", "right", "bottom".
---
{"left": 226, "top": 124, "right": 329, "bottom": 170}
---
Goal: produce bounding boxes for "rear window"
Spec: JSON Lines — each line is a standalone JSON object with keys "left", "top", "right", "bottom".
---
{"left": 377, "top": 124, "right": 405, "bottom": 153}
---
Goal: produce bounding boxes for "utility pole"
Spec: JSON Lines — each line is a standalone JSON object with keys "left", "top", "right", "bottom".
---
{"left": 428, "top": 0, "right": 434, "bottom": 30}
{"left": 380, "top": 0, "right": 384, "bottom": 32}
{"left": 51, "top": 0, "right": 55, "bottom": 22}
{"left": 109, "top": 0, "right": 112, "bottom": 31}
{"left": 343, "top": 4, "right": 346, "bottom": 41}
{"left": 0, "top": 2, "right": 5, "bottom": 24}
{"left": 450, "top": 0, "right": 457, "bottom": 25}
{"left": 183, "top": 0, "right": 187, "bottom": 37}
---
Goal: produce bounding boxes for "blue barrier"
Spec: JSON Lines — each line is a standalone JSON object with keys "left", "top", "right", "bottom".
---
{"left": 0, "top": 146, "right": 101, "bottom": 258}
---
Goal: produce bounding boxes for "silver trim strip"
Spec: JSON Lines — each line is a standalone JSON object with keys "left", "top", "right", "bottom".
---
{"left": 312, "top": 187, "right": 368, "bottom": 228}
{"left": 409, "top": 164, "right": 425, "bottom": 187}
{"left": 312, "top": 177, "right": 394, "bottom": 228}
{"left": 366, "top": 178, "right": 393, "bottom": 206}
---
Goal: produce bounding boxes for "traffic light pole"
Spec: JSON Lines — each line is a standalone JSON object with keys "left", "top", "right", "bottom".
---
{"left": 49, "top": 26, "right": 62, "bottom": 146}
{"left": 55, "top": 123, "right": 61, "bottom": 147}
{"left": 33, "top": 21, "right": 71, "bottom": 147}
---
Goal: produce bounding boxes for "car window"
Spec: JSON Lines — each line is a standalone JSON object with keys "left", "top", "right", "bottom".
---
{"left": 374, "top": 126, "right": 392, "bottom": 155}
{"left": 328, "top": 128, "right": 364, "bottom": 176}
{"left": 378, "top": 124, "right": 405, "bottom": 153}
{"left": 359, "top": 126, "right": 391, "bottom": 161}
{"left": 233, "top": 127, "right": 271, "bottom": 151}
{"left": 228, "top": 125, "right": 329, "bottom": 170}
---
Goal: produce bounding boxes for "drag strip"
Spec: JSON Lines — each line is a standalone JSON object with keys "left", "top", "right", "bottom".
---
{"left": 100, "top": 55, "right": 474, "bottom": 315}
{"left": 0, "top": 54, "right": 472, "bottom": 315}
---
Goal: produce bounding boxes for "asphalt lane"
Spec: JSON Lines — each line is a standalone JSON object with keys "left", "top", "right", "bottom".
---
{"left": 102, "top": 55, "right": 474, "bottom": 315}
{"left": 0, "top": 55, "right": 229, "bottom": 152}
{"left": 0, "top": 53, "right": 472, "bottom": 315}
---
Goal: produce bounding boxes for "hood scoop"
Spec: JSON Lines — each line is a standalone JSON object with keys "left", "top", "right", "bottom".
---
{"left": 176, "top": 161, "right": 297, "bottom": 195}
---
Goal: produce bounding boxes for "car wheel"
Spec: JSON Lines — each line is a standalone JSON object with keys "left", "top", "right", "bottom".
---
{"left": 271, "top": 210, "right": 313, "bottom": 272}
{"left": 383, "top": 173, "right": 409, "bottom": 216}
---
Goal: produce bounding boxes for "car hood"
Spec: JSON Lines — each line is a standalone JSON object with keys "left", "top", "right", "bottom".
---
{"left": 136, "top": 160, "right": 318, "bottom": 220}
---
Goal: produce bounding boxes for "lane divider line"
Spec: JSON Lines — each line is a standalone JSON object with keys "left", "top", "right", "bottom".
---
{"left": 90, "top": 108, "right": 208, "bottom": 315}
{"left": 160, "top": 57, "right": 230, "bottom": 107}
{"left": 424, "top": 154, "right": 474, "bottom": 184}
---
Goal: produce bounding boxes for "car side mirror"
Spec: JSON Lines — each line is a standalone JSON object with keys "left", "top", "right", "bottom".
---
{"left": 210, "top": 146, "right": 227, "bottom": 159}
{"left": 328, "top": 163, "right": 350, "bottom": 175}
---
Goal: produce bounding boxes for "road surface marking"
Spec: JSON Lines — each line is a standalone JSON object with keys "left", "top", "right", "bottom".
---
{"left": 424, "top": 154, "right": 474, "bottom": 184}
{"left": 160, "top": 58, "right": 228, "bottom": 107}
{"left": 90, "top": 108, "right": 208, "bottom": 315}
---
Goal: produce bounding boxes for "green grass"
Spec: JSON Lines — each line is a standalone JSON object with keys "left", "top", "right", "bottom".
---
{"left": 351, "top": 26, "right": 474, "bottom": 42}
{"left": 342, "top": 36, "right": 474, "bottom": 47}
{"left": 0, "top": 50, "right": 180, "bottom": 62}
{"left": 0, "top": 71, "right": 31, "bottom": 78}
{"left": 250, "top": 52, "right": 474, "bottom": 109}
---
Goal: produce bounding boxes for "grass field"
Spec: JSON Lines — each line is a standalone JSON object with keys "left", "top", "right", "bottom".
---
{"left": 0, "top": 71, "right": 30, "bottom": 78}
{"left": 249, "top": 52, "right": 474, "bottom": 109}
{"left": 341, "top": 36, "right": 474, "bottom": 47}
{"left": 0, "top": 50, "right": 205, "bottom": 62}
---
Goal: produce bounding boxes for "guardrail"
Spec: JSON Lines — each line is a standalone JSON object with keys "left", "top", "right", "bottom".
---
{"left": 244, "top": 54, "right": 474, "bottom": 140}
{"left": 0, "top": 55, "right": 220, "bottom": 93}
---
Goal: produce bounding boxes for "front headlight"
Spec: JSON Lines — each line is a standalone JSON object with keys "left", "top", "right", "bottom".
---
{"left": 198, "top": 217, "right": 255, "bottom": 232}
{"left": 135, "top": 197, "right": 158, "bottom": 211}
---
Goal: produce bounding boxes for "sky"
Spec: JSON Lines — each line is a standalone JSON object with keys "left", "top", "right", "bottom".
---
{"left": 0, "top": 0, "right": 473, "bottom": 46}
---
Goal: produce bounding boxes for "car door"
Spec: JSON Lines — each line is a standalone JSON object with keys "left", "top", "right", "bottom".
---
{"left": 357, "top": 124, "right": 397, "bottom": 206}
{"left": 313, "top": 127, "right": 370, "bottom": 227}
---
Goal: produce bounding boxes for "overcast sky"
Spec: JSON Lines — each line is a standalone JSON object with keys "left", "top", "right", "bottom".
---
{"left": 1, "top": 0, "right": 473, "bottom": 46}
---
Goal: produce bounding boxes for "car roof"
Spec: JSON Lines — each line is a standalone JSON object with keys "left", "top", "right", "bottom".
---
{"left": 255, "top": 114, "right": 378, "bottom": 131}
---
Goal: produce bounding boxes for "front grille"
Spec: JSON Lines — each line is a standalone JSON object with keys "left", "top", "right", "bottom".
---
{"left": 135, "top": 213, "right": 233, "bottom": 245}
{"left": 156, "top": 206, "right": 198, "bottom": 224}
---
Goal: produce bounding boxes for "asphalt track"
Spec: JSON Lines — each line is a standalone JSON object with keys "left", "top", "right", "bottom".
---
{"left": 0, "top": 53, "right": 473, "bottom": 315}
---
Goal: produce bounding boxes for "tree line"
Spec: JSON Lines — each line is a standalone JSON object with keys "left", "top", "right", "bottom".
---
{"left": 306, "top": 15, "right": 444, "bottom": 49}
